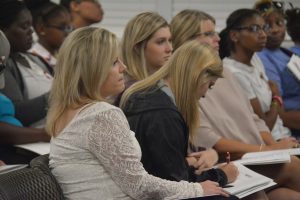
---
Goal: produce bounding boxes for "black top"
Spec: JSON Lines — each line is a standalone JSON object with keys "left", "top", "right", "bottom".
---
{"left": 122, "top": 85, "right": 228, "bottom": 186}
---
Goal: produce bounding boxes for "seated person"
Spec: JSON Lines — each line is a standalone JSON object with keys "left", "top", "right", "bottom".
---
{"left": 47, "top": 27, "right": 234, "bottom": 200}
{"left": 254, "top": 0, "right": 300, "bottom": 136}
{"left": 0, "top": 30, "right": 49, "bottom": 164}
{"left": 121, "top": 41, "right": 238, "bottom": 192}
{"left": 286, "top": 7, "right": 300, "bottom": 56}
{"left": 26, "top": 0, "right": 72, "bottom": 68}
{"left": 60, "top": 0, "right": 103, "bottom": 29}
{"left": 0, "top": 0, "right": 52, "bottom": 127}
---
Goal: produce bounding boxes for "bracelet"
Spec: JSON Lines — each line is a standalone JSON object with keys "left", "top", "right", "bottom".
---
{"left": 272, "top": 95, "right": 283, "bottom": 107}
{"left": 271, "top": 101, "right": 280, "bottom": 112}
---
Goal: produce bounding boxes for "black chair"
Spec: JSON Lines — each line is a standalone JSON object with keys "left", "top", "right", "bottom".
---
{"left": 0, "top": 154, "right": 64, "bottom": 200}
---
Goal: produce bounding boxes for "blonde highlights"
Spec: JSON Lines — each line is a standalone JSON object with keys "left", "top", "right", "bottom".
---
{"left": 121, "top": 41, "right": 222, "bottom": 140}
{"left": 170, "top": 9, "right": 215, "bottom": 51}
{"left": 121, "top": 12, "right": 168, "bottom": 81}
{"left": 46, "top": 27, "right": 118, "bottom": 136}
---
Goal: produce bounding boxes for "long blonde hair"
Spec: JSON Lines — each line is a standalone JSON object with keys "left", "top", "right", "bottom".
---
{"left": 121, "top": 11, "right": 168, "bottom": 81}
{"left": 170, "top": 9, "right": 215, "bottom": 51}
{"left": 46, "top": 27, "right": 118, "bottom": 136}
{"left": 121, "top": 41, "right": 222, "bottom": 139}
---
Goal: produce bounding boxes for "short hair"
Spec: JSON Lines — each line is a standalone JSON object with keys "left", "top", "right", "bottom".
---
{"left": 0, "top": 0, "right": 28, "bottom": 30}
{"left": 121, "top": 41, "right": 222, "bottom": 140}
{"left": 25, "top": 0, "right": 68, "bottom": 28}
{"left": 46, "top": 27, "right": 119, "bottom": 136}
{"left": 121, "top": 12, "right": 168, "bottom": 82}
{"left": 286, "top": 8, "right": 300, "bottom": 42}
{"left": 170, "top": 9, "right": 215, "bottom": 51}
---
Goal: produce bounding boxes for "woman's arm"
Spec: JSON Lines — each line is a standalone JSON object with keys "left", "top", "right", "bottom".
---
{"left": 0, "top": 122, "right": 49, "bottom": 144}
{"left": 87, "top": 108, "right": 229, "bottom": 199}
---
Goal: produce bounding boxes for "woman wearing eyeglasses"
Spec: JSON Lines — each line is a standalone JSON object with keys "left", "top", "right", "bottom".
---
{"left": 219, "top": 8, "right": 292, "bottom": 142}
{"left": 0, "top": 0, "right": 52, "bottom": 127}
{"left": 254, "top": 0, "right": 300, "bottom": 137}
{"left": 60, "top": 0, "right": 103, "bottom": 29}
{"left": 215, "top": 8, "right": 300, "bottom": 200}
{"left": 26, "top": 0, "right": 72, "bottom": 68}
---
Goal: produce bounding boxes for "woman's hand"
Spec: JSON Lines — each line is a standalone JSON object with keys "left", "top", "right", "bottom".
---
{"left": 200, "top": 180, "right": 229, "bottom": 197}
{"left": 187, "top": 149, "right": 218, "bottom": 174}
{"left": 266, "top": 138, "right": 298, "bottom": 150}
{"left": 218, "top": 163, "right": 239, "bottom": 183}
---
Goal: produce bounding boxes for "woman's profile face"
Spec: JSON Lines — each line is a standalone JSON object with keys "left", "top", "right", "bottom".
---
{"left": 4, "top": 9, "right": 33, "bottom": 53}
{"left": 264, "top": 11, "right": 286, "bottom": 49}
{"left": 196, "top": 20, "right": 220, "bottom": 51}
{"left": 100, "top": 57, "right": 127, "bottom": 98}
{"left": 197, "top": 79, "right": 217, "bottom": 99}
{"left": 144, "top": 26, "right": 173, "bottom": 72}
{"left": 41, "top": 10, "right": 72, "bottom": 51}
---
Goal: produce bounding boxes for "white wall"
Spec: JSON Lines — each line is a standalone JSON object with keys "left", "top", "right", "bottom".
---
{"left": 51, "top": 0, "right": 300, "bottom": 45}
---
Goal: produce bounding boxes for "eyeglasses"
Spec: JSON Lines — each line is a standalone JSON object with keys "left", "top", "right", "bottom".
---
{"left": 194, "top": 31, "right": 219, "bottom": 38}
{"left": 46, "top": 24, "right": 74, "bottom": 33}
{"left": 235, "top": 24, "right": 270, "bottom": 33}
{"left": 0, "top": 56, "right": 6, "bottom": 74}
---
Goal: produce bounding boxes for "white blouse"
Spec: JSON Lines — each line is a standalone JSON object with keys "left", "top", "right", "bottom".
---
{"left": 50, "top": 102, "right": 203, "bottom": 200}
{"left": 223, "top": 55, "right": 291, "bottom": 140}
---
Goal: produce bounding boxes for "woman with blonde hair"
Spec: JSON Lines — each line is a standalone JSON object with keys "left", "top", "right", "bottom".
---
{"left": 47, "top": 27, "right": 232, "bottom": 200}
{"left": 114, "top": 11, "right": 172, "bottom": 105}
{"left": 170, "top": 9, "right": 219, "bottom": 51}
{"left": 121, "top": 40, "right": 239, "bottom": 200}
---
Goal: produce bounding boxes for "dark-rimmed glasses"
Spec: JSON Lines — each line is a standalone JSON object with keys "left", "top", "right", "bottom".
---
{"left": 46, "top": 24, "right": 74, "bottom": 33}
{"left": 235, "top": 24, "right": 270, "bottom": 33}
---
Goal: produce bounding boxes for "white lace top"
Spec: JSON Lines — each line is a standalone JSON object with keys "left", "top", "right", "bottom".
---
{"left": 49, "top": 102, "right": 203, "bottom": 200}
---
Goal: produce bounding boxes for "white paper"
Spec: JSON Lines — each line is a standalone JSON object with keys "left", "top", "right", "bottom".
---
{"left": 15, "top": 142, "right": 50, "bottom": 155}
{"left": 236, "top": 152, "right": 291, "bottom": 165}
{"left": 287, "top": 54, "right": 300, "bottom": 81}
{"left": 224, "top": 162, "right": 276, "bottom": 198}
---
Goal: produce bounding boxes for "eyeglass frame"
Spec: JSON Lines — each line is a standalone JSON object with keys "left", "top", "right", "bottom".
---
{"left": 192, "top": 31, "right": 219, "bottom": 39}
{"left": 234, "top": 24, "right": 270, "bottom": 33}
{"left": 45, "top": 24, "right": 74, "bottom": 33}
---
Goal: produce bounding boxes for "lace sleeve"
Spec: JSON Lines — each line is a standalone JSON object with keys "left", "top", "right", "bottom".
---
{"left": 87, "top": 107, "right": 203, "bottom": 199}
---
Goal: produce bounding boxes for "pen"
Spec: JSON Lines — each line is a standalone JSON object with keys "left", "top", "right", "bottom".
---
{"left": 226, "top": 152, "right": 230, "bottom": 164}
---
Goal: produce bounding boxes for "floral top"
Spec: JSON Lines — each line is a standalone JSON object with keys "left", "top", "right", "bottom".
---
{"left": 50, "top": 102, "right": 203, "bottom": 200}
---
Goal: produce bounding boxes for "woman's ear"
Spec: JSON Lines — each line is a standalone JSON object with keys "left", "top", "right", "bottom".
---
{"left": 70, "top": 1, "right": 81, "bottom": 12}
{"left": 35, "top": 21, "right": 47, "bottom": 37}
{"left": 229, "top": 30, "right": 239, "bottom": 43}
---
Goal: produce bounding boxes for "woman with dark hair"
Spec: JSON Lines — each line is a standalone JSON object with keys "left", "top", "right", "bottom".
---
{"left": 0, "top": 0, "right": 52, "bottom": 127}
{"left": 59, "top": 0, "right": 103, "bottom": 29}
{"left": 26, "top": 0, "right": 72, "bottom": 68}
{"left": 219, "top": 8, "right": 292, "bottom": 142}
{"left": 286, "top": 7, "right": 300, "bottom": 56}
{"left": 254, "top": 0, "right": 300, "bottom": 137}
{"left": 0, "top": 30, "right": 49, "bottom": 164}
